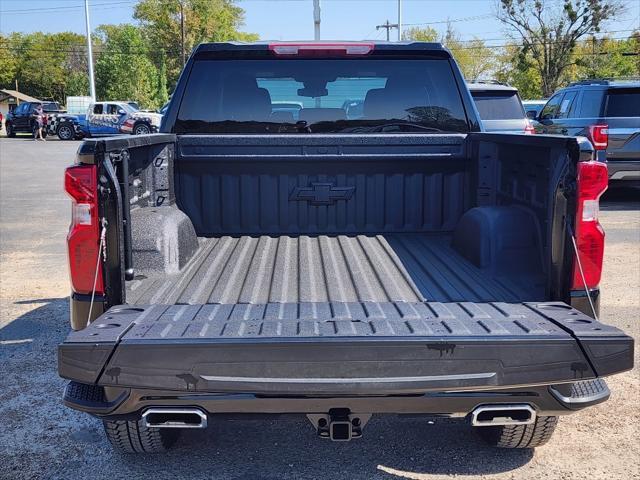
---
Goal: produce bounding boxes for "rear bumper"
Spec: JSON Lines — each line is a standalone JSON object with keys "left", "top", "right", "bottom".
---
{"left": 608, "top": 160, "right": 640, "bottom": 182}
{"left": 63, "top": 378, "right": 611, "bottom": 419}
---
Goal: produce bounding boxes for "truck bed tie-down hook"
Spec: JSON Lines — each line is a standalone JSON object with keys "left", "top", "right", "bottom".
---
{"left": 87, "top": 218, "right": 108, "bottom": 326}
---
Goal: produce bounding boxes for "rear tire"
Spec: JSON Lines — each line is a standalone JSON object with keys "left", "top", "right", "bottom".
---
{"left": 133, "top": 123, "right": 151, "bottom": 135}
{"left": 5, "top": 122, "right": 15, "bottom": 137}
{"left": 475, "top": 416, "right": 558, "bottom": 448}
{"left": 103, "top": 419, "right": 179, "bottom": 453}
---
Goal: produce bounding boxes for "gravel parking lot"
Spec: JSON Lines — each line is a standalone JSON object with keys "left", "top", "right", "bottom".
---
{"left": 0, "top": 136, "right": 638, "bottom": 480}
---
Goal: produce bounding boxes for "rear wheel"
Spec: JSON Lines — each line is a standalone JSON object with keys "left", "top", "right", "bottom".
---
{"left": 103, "top": 419, "right": 179, "bottom": 453}
{"left": 133, "top": 123, "right": 151, "bottom": 135}
{"left": 5, "top": 122, "right": 15, "bottom": 137}
{"left": 475, "top": 416, "right": 558, "bottom": 448}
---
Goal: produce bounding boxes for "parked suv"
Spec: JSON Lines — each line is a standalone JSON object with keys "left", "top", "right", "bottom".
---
{"left": 536, "top": 80, "right": 640, "bottom": 187}
{"left": 468, "top": 82, "right": 534, "bottom": 134}
{"left": 4, "top": 101, "right": 60, "bottom": 138}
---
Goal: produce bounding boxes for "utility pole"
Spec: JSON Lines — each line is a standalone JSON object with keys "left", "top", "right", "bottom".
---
{"left": 313, "top": 0, "right": 321, "bottom": 40}
{"left": 397, "top": 0, "right": 403, "bottom": 41}
{"left": 179, "top": 1, "right": 186, "bottom": 67}
{"left": 313, "top": 0, "right": 321, "bottom": 107}
{"left": 84, "top": 0, "right": 96, "bottom": 101}
{"left": 376, "top": 20, "right": 398, "bottom": 42}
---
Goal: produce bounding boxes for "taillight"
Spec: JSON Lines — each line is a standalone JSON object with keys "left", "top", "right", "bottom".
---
{"left": 269, "top": 42, "right": 374, "bottom": 56}
{"left": 65, "top": 164, "right": 103, "bottom": 295}
{"left": 572, "top": 161, "right": 608, "bottom": 290}
{"left": 587, "top": 124, "right": 608, "bottom": 150}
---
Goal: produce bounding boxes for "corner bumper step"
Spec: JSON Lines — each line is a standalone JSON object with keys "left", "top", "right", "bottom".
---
{"left": 63, "top": 381, "right": 128, "bottom": 414}
{"left": 550, "top": 378, "right": 611, "bottom": 409}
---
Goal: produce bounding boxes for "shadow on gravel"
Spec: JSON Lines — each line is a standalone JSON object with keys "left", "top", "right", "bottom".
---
{"left": 601, "top": 186, "right": 640, "bottom": 210}
{"left": 13, "top": 297, "right": 68, "bottom": 305}
{"left": 116, "top": 416, "right": 534, "bottom": 479}
{"left": 1, "top": 297, "right": 69, "bottom": 346}
{"left": 1, "top": 299, "right": 533, "bottom": 479}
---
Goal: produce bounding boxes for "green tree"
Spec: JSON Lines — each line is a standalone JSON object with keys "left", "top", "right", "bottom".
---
{"left": 497, "top": 0, "right": 621, "bottom": 96}
{"left": 571, "top": 34, "right": 639, "bottom": 80}
{"left": 634, "top": 31, "right": 640, "bottom": 77}
{"left": 57, "top": 31, "right": 95, "bottom": 99}
{"left": 0, "top": 35, "right": 18, "bottom": 88}
{"left": 495, "top": 46, "right": 544, "bottom": 99}
{"left": 402, "top": 26, "right": 439, "bottom": 42}
{"left": 11, "top": 32, "right": 76, "bottom": 101}
{"left": 65, "top": 71, "right": 90, "bottom": 98}
{"left": 134, "top": 0, "right": 258, "bottom": 87}
{"left": 1, "top": 32, "right": 91, "bottom": 102}
{"left": 403, "top": 25, "right": 496, "bottom": 80}
{"left": 446, "top": 38, "right": 496, "bottom": 81}
{"left": 95, "top": 24, "right": 159, "bottom": 109}
{"left": 156, "top": 52, "right": 170, "bottom": 107}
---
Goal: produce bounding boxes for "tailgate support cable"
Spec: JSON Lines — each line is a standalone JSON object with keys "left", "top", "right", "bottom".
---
{"left": 87, "top": 218, "right": 108, "bottom": 326}
{"left": 568, "top": 225, "right": 599, "bottom": 322}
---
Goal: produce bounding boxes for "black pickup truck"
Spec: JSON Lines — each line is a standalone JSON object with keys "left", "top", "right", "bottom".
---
{"left": 58, "top": 42, "right": 633, "bottom": 453}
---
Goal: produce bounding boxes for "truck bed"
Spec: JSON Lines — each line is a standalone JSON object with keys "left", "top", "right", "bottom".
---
{"left": 126, "top": 233, "right": 542, "bottom": 305}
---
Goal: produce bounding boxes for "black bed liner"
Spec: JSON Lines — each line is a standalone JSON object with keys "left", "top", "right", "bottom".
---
{"left": 59, "top": 301, "right": 633, "bottom": 396}
{"left": 126, "top": 234, "right": 542, "bottom": 305}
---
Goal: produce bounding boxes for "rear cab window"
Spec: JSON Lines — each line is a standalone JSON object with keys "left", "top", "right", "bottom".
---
{"left": 605, "top": 88, "right": 640, "bottom": 117}
{"left": 175, "top": 57, "right": 470, "bottom": 134}
{"left": 471, "top": 90, "right": 525, "bottom": 120}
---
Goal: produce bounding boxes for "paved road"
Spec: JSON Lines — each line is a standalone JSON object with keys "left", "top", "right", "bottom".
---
{"left": 0, "top": 137, "right": 638, "bottom": 480}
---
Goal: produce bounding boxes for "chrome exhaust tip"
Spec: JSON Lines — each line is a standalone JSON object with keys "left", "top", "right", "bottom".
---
{"left": 142, "top": 408, "right": 208, "bottom": 429}
{"left": 471, "top": 404, "right": 536, "bottom": 427}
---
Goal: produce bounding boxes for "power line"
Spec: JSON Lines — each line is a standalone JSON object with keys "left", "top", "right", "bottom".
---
{"left": 1, "top": 35, "right": 635, "bottom": 53}
{"left": 452, "top": 35, "right": 636, "bottom": 50}
{"left": 0, "top": 0, "right": 137, "bottom": 15}
{"left": 404, "top": 13, "right": 493, "bottom": 27}
{"left": 0, "top": 30, "right": 636, "bottom": 56}
{"left": 0, "top": 45, "right": 635, "bottom": 60}
{"left": 449, "top": 28, "right": 639, "bottom": 45}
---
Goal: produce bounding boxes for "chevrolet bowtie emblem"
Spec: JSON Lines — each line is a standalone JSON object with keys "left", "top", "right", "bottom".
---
{"left": 289, "top": 183, "right": 355, "bottom": 206}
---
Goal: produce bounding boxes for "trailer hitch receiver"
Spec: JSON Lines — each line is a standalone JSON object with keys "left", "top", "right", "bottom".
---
{"left": 307, "top": 409, "right": 371, "bottom": 441}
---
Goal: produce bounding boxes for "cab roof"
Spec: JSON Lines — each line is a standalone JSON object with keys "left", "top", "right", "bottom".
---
{"left": 467, "top": 82, "right": 518, "bottom": 92}
{"left": 193, "top": 41, "right": 452, "bottom": 58}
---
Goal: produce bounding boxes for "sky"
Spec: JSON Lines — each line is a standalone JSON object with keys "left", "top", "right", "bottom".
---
{"left": 0, "top": 0, "right": 639, "bottom": 44}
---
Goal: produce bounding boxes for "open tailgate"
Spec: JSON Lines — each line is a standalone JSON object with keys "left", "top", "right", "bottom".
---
{"left": 59, "top": 301, "right": 633, "bottom": 395}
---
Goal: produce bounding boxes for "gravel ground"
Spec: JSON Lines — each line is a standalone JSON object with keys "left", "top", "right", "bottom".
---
{"left": 0, "top": 137, "right": 638, "bottom": 480}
